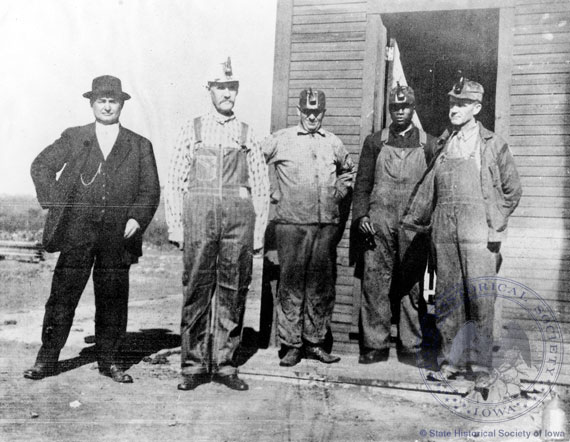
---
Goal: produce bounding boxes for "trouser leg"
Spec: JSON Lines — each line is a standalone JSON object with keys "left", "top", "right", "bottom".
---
{"left": 433, "top": 238, "right": 466, "bottom": 369}
{"left": 214, "top": 198, "right": 254, "bottom": 375}
{"left": 180, "top": 196, "right": 219, "bottom": 375}
{"left": 303, "top": 224, "right": 337, "bottom": 346}
{"left": 460, "top": 243, "right": 497, "bottom": 369}
{"left": 275, "top": 224, "right": 313, "bottom": 349}
{"left": 180, "top": 240, "right": 218, "bottom": 375}
{"left": 37, "top": 246, "right": 94, "bottom": 365}
{"left": 397, "top": 228, "right": 429, "bottom": 352}
{"left": 93, "top": 244, "right": 131, "bottom": 367}
{"left": 360, "top": 222, "right": 395, "bottom": 351}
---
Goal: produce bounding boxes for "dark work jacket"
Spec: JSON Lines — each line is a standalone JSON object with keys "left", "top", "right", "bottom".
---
{"left": 352, "top": 124, "right": 437, "bottom": 222}
{"left": 349, "top": 125, "right": 436, "bottom": 270}
{"left": 401, "top": 121, "right": 522, "bottom": 242}
{"left": 31, "top": 123, "right": 160, "bottom": 259}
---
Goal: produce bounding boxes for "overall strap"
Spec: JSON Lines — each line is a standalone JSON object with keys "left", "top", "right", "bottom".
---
{"left": 193, "top": 117, "right": 202, "bottom": 143}
{"left": 418, "top": 129, "right": 427, "bottom": 146}
{"left": 380, "top": 128, "right": 390, "bottom": 143}
{"left": 239, "top": 122, "right": 249, "bottom": 147}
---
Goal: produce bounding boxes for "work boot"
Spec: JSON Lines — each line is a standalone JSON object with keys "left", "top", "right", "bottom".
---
{"left": 426, "top": 363, "right": 459, "bottom": 382}
{"left": 99, "top": 364, "right": 133, "bottom": 383}
{"left": 177, "top": 373, "right": 210, "bottom": 391}
{"left": 212, "top": 373, "right": 249, "bottom": 391}
{"left": 23, "top": 362, "right": 57, "bottom": 380}
{"left": 305, "top": 345, "right": 340, "bottom": 364}
{"left": 279, "top": 347, "right": 302, "bottom": 367}
{"left": 359, "top": 348, "right": 390, "bottom": 364}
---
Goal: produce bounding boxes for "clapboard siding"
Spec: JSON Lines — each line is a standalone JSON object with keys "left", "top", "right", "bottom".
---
{"left": 505, "top": 1, "right": 570, "bottom": 381}
{"left": 273, "top": 0, "right": 570, "bottom": 366}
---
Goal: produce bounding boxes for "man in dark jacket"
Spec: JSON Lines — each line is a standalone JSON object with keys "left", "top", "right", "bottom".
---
{"left": 352, "top": 84, "right": 437, "bottom": 364}
{"left": 24, "top": 75, "right": 160, "bottom": 383}
{"left": 402, "top": 78, "right": 522, "bottom": 385}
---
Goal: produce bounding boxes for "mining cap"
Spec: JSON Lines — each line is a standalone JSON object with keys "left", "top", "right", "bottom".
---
{"left": 389, "top": 82, "right": 415, "bottom": 105}
{"left": 299, "top": 88, "right": 326, "bottom": 112}
{"left": 448, "top": 76, "right": 484, "bottom": 102}
{"left": 207, "top": 57, "right": 239, "bottom": 88}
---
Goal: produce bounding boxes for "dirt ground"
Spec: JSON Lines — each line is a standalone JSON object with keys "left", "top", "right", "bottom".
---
{"left": 1, "top": 249, "right": 568, "bottom": 442}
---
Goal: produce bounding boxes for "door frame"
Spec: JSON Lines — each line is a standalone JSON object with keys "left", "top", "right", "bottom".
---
{"left": 366, "top": 0, "right": 515, "bottom": 139}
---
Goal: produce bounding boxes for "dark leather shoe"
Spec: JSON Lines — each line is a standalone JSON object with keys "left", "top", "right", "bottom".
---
{"left": 23, "top": 363, "right": 56, "bottom": 380}
{"left": 99, "top": 364, "right": 133, "bottom": 383}
{"left": 212, "top": 373, "right": 249, "bottom": 391}
{"left": 359, "top": 348, "right": 390, "bottom": 364}
{"left": 305, "top": 346, "right": 341, "bottom": 364}
{"left": 280, "top": 348, "right": 302, "bottom": 367}
{"left": 177, "top": 373, "right": 210, "bottom": 391}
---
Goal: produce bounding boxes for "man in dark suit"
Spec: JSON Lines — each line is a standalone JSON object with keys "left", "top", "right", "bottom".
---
{"left": 24, "top": 75, "right": 160, "bottom": 383}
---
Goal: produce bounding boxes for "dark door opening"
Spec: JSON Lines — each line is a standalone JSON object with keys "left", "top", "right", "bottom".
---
{"left": 381, "top": 9, "right": 500, "bottom": 137}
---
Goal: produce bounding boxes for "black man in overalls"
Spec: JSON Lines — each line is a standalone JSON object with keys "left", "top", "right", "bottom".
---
{"left": 353, "top": 84, "right": 437, "bottom": 365}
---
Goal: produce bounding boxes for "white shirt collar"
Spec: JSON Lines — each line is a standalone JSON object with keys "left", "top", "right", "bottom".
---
{"left": 95, "top": 122, "right": 120, "bottom": 159}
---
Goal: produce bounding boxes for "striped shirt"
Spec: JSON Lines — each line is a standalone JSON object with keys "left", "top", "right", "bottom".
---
{"left": 165, "top": 110, "right": 269, "bottom": 249}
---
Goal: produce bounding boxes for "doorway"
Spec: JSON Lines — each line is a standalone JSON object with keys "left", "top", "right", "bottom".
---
{"left": 381, "top": 9, "right": 500, "bottom": 137}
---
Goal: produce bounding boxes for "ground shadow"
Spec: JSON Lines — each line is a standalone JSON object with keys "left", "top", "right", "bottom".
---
{"left": 234, "top": 327, "right": 260, "bottom": 367}
{"left": 57, "top": 328, "right": 180, "bottom": 374}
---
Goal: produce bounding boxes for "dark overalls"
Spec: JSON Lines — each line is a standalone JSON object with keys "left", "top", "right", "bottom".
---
{"left": 432, "top": 137, "right": 497, "bottom": 370}
{"left": 361, "top": 129, "right": 429, "bottom": 352}
{"left": 181, "top": 117, "right": 255, "bottom": 376}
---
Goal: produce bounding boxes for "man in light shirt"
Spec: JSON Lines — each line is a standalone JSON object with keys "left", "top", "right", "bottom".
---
{"left": 263, "top": 89, "right": 355, "bottom": 367}
{"left": 25, "top": 75, "right": 160, "bottom": 383}
{"left": 165, "top": 58, "right": 269, "bottom": 391}
{"left": 403, "top": 78, "right": 522, "bottom": 387}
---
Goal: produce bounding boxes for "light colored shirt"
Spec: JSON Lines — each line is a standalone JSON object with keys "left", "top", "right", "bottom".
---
{"left": 446, "top": 118, "right": 481, "bottom": 169}
{"left": 262, "top": 124, "right": 355, "bottom": 224}
{"left": 95, "top": 122, "right": 119, "bottom": 159}
{"left": 165, "top": 110, "right": 269, "bottom": 249}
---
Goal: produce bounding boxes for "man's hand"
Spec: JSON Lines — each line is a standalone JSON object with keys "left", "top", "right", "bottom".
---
{"left": 124, "top": 218, "right": 140, "bottom": 239}
{"left": 170, "top": 240, "right": 184, "bottom": 251}
{"left": 334, "top": 172, "right": 354, "bottom": 199}
{"left": 358, "top": 216, "right": 375, "bottom": 236}
{"left": 487, "top": 241, "right": 501, "bottom": 254}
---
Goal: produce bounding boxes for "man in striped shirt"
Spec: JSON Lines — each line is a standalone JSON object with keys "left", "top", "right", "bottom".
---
{"left": 165, "top": 58, "right": 269, "bottom": 391}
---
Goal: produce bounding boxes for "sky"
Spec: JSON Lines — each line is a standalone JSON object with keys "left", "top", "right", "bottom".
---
{"left": 0, "top": 0, "right": 278, "bottom": 195}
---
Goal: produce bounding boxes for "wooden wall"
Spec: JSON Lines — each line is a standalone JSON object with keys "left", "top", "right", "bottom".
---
{"left": 271, "top": 0, "right": 570, "bottom": 376}
{"left": 270, "top": 0, "right": 385, "bottom": 353}
{"left": 500, "top": 0, "right": 570, "bottom": 384}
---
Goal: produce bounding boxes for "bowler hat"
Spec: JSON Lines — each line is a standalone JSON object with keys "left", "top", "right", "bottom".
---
{"left": 83, "top": 75, "right": 131, "bottom": 101}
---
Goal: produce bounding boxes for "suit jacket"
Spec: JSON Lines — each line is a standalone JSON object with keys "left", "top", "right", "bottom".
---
{"left": 31, "top": 123, "right": 160, "bottom": 258}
